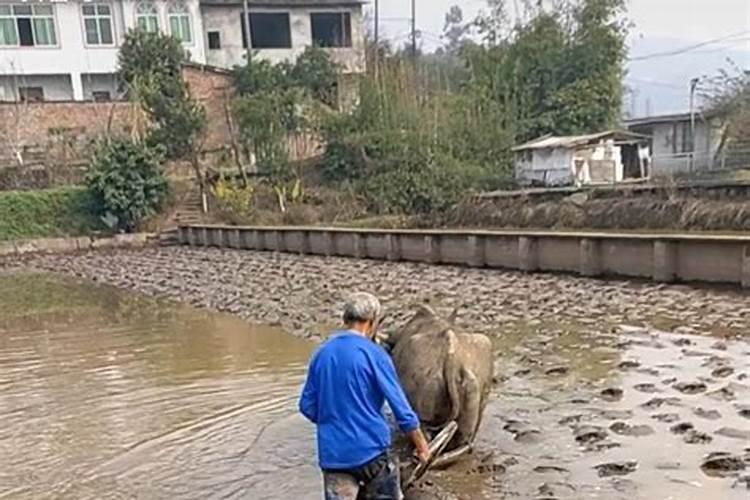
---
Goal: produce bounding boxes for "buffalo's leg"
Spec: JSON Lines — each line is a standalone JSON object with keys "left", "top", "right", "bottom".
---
{"left": 456, "top": 368, "right": 482, "bottom": 445}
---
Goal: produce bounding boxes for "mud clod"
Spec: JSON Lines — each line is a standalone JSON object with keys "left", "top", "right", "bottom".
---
{"left": 600, "top": 388, "right": 624, "bottom": 402}
{"left": 574, "top": 425, "right": 608, "bottom": 445}
{"left": 633, "top": 383, "right": 660, "bottom": 393}
{"left": 701, "top": 452, "right": 747, "bottom": 478}
{"left": 594, "top": 461, "right": 638, "bottom": 478}
{"left": 651, "top": 413, "right": 681, "bottom": 423}
{"left": 545, "top": 366, "right": 569, "bottom": 377}
{"left": 694, "top": 408, "right": 722, "bottom": 420}
{"left": 683, "top": 430, "right": 713, "bottom": 444}
{"left": 610, "top": 422, "right": 655, "bottom": 437}
{"left": 670, "top": 422, "right": 695, "bottom": 435}
{"left": 533, "top": 465, "right": 569, "bottom": 474}
{"left": 712, "top": 366, "right": 735, "bottom": 378}
{"left": 673, "top": 381, "right": 708, "bottom": 395}
{"left": 618, "top": 360, "right": 640, "bottom": 370}
{"left": 642, "top": 397, "right": 681, "bottom": 410}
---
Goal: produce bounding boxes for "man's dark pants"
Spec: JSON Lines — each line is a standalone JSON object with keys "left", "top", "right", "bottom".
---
{"left": 323, "top": 452, "right": 403, "bottom": 500}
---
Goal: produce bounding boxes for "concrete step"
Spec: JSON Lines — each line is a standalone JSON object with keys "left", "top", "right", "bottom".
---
{"left": 158, "top": 229, "right": 179, "bottom": 246}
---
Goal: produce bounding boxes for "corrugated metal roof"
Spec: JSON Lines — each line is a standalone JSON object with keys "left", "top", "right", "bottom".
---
{"left": 201, "top": 0, "right": 364, "bottom": 6}
{"left": 624, "top": 110, "right": 719, "bottom": 127}
{"left": 512, "top": 130, "right": 649, "bottom": 151}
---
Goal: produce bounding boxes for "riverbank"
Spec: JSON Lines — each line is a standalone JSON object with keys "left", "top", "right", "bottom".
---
{"left": 3, "top": 247, "right": 749, "bottom": 499}
{"left": 0, "top": 233, "right": 154, "bottom": 257}
{"left": 0, "top": 187, "right": 104, "bottom": 241}
{"left": 446, "top": 181, "right": 750, "bottom": 232}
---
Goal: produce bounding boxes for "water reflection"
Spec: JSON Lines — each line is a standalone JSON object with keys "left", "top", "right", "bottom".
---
{"left": 0, "top": 273, "right": 315, "bottom": 499}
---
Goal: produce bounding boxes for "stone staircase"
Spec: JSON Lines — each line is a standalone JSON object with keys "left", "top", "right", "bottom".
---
{"left": 172, "top": 187, "right": 205, "bottom": 226}
{"left": 160, "top": 183, "right": 206, "bottom": 246}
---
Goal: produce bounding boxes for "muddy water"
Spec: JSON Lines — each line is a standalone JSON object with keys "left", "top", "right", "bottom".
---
{"left": 0, "top": 273, "right": 318, "bottom": 499}
{"left": 1, "top": 272, "right": 749, "bottom": 500}
{"left": 434, "top": 323, "right": 750, "bottom": 500}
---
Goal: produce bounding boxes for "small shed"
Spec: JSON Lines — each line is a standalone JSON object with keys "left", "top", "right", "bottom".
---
{"left": 512, "top": 130, "right": 651, "bottom": 187}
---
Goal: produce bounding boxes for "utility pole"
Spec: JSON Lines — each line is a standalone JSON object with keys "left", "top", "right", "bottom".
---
{"left": 373, "top": 0, "right": 380, "bottom": 77}
{"left": 689, "top": 77, "right": 700, "bottom": 169}
{"left": 374, "top": 0, "right": 379, "bottom": 47}
{"left": 411, "top": 0, "right": 417, "bottom": 61}
{"left": 243, "top": 0, "right": 252, "bottom": 60}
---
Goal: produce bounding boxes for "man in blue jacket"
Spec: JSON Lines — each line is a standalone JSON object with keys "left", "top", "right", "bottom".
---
{"left": 299, "top": 292, "right": 430, "bottom": 500}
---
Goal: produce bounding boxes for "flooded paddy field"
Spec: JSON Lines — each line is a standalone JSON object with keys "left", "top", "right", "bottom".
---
{"left": 2, "top": 248, "right": 749, "bottom": 499}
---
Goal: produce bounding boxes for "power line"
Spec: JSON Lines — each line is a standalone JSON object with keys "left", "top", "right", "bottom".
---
{"left": 629, "top": 30, "right": 750, "bottom": 62}
{"left": 626, "top": 78, "right": 687, "bottom": 90}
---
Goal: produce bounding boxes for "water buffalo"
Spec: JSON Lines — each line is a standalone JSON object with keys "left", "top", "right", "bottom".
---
{"left": 386, "top": 306, "right": 494, "bottom": 465}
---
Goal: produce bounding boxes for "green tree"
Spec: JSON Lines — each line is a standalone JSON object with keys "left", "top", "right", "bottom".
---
{"left": 232, "top": 53, "right": 290, "bottom": 96}
{"left": 288, "top": 47, "right": 339, "bottom": 106}
{"left": 704, "top": 67, "right": 750, "bottom": 153}
{"left": 466, "top": 0, "right": 627, "bottom": 142}
{"left": 118, "top": 28, "right": 208, "bottom": 209}
{"left": 117, "top": 29, "right": 185, "bottom": 89}
{"left": 86, "top": 139, "right": 169, "bottom": 232}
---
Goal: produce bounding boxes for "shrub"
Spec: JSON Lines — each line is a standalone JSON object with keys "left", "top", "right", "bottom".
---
{"left": 85, "top": 139, "right": 169, "bottom": 232}
{"left": 288, "top": 47, "right": 339, "bottom": 106}
{"left": 212, "top": 178, "right": 256, "bottom": 221}
{"left": 0, "top": 187, "right": 103, "bottom": 241}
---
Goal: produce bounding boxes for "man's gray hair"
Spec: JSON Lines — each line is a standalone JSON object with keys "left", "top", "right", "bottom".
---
{"left": 343, "top": 292, "right": 382, "bottom": 324}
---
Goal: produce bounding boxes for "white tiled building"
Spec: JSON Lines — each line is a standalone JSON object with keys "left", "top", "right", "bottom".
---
{"left": 0, "top": 0, "right": 364, "bottom": 102}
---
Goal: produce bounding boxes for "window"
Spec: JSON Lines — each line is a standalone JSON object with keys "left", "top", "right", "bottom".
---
{"left": 207, "top": 30, "right": 221, "bottom": 50}
{"left": 0, "top": 4, "right": 57, "bottom": 46}
{"left": 136, "top": 1, "right": 159, "bottom": 33}
{"left": 167, "top": 1, "right": 192, "bottom": 43}
{"left": 82, "top": 3, "right": 114, "bottom": 46}
{"left": 311, "top": 13, "right": 352, "bottom": 48}
{"left": 18, "top": 86, "right": 44, "bottom": 102}
{"left": 92, "top": 90, "right": 111, "bottom": 102}
{"left": 241, "top": 13, "right": 291, "bottom": 49}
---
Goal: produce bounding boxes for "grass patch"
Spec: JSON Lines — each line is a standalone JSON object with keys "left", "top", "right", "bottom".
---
{"left": 0, "top": 187, "right": 105, "bottom": 241}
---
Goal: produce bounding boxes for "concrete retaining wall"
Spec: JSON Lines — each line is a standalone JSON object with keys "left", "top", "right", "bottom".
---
{"left": 177, "top": 225, "right": 750, "bottom": 289}
{"left": 0, "top": 233, "right": 154, "bottom": 257}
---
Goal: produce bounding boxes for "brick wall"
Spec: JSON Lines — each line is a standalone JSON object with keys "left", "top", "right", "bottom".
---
{"left": 0, "top": 65, "right": 232, "bottom": 186}
{"left": 0, "top": 100, "right": 140, "bottom": 189}
{"left": 182, "top": 64, "right": 234, "bottom": 153}
{"left": 0, "top": 64, "right": 323, "bottom": 188}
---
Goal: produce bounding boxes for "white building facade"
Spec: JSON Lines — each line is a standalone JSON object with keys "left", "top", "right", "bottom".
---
{"left": 201, "top": 0, "right": 365, "bottom": 74}
{"left": 0, "top": 0, "right": 206, "bottom": 101}
{"left": 625, "top": 112, "right": 725, "bottom": 176}
{"left": 0, "top": 0, "right": 363, "bottom": 102}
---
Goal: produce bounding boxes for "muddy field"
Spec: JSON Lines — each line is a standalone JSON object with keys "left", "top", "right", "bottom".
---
{"left": 2, "top": 247, "right": 749, "bottom": 499}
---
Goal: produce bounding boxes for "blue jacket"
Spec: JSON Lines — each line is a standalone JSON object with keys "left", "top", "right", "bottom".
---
{"left": 299, "top": 331, "right": 420, "bottom": 470}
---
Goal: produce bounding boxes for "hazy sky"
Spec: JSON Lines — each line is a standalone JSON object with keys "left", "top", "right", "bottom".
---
{"left": 373, "top": 0, "right": 750, "bottom": 115}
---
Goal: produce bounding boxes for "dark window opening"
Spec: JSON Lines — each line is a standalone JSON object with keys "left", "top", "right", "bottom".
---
{"left": 18, "top": 86, "right": 44, "bottom": 102}
{"left": 681, "top": 122, "right": 692, "bottom": 153}
{"left": 241, "top": 13, "right": 291, "bottom": 49}
{"left": 311, "top": 13, "right": 352, "bottom": 48}
{"left": 92, "top": 91, "right": 111, "bottom": 102}
{"left": 17, "top": 17, "right": 33, "bottom": 46}
{"left": 208, "top": 30, "right": 221, "bottom": 50}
